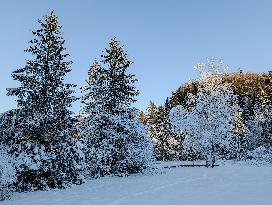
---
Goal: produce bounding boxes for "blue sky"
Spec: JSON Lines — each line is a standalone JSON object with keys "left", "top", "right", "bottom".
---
{"left": 0, "top": 0, "right": 272, "bottom": 113}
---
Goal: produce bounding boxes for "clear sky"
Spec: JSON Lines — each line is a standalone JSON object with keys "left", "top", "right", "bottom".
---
{"left": 1, "top": 0, "right": 272, "bottom": 114}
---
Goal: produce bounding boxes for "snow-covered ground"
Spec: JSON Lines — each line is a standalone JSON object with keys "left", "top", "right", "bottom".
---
{"left": 3, "top": 161, "right": 272, "bottom": 205}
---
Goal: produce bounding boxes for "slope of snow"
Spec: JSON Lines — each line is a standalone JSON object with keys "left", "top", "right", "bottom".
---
{"left": 3, "top": 161, "right": 272, "bottom": 205}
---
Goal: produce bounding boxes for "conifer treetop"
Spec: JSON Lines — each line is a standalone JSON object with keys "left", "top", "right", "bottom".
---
{"left": 7, "top": 10, "right": 75, "bottom": 109}
{"left": 101, "top": 37, "right": 133, "bottom": 71}
{"left": 6, "top": 10, "right": 76, "bottom": 142}
{"left": 95, "top": 37, "right": 139, "bottom": 112}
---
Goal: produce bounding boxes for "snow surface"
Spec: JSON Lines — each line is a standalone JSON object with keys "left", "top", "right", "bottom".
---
{"left": 2, "top": 161, "right": 272, "bottom": 205}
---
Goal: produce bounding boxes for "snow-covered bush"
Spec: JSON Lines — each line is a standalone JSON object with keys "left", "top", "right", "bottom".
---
{"left": 12, "top": 138, "right": 85, "bottom": 192}
{"left": 109, "top": 111, "right": 154, "bottom": 175}
{"left": 170, "top": 57, "right": 241, "bottom": 166}
{"left": 247, "top": 146, "right": 272, "bottom": 164}
{"left": 82, "top": 110, "right": 153, "bottom": 177}
{"left": 0, "top": 148, "right": 16, "bottom": 201}
{"left": 247, "top": 99, "right": 272, "bottom": 148}
{"left": 0, "top": 110, "right": 85, "bottom": 192}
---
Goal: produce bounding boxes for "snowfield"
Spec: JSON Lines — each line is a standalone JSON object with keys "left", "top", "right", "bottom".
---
{"left": 3, "top": 161, "right": 272, "bottom": 205}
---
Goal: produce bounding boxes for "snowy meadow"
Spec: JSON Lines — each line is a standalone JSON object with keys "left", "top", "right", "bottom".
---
{"left": 2, "top": 161, "right": 272, "bottom": 205}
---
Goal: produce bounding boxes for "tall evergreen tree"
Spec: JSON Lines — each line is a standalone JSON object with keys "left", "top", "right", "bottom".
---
{"left": 146, "top": 100, "right": 177, "bottom": 161}
{"left": 6, "top": 11, "right": 84, "bottom": 191}
{"left": 81, "top": 37, "right": 153, "bottom": 177}
{"left": 146, "top": 101, "right": 159, "bottom": 143}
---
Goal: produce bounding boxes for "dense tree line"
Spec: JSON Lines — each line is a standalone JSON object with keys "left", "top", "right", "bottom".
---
{"left": 145, "top": 59, "right": 272, "bottom": 162}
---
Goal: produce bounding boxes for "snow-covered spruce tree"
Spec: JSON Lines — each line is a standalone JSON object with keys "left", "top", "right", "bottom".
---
{"left": 6, "top": 11, "right": 85, "bottom": 191}
{"left": 81, "top": 37, "right": 153, "bottom": 177}
{"left": 146, "top": 100, "right": 177, "bottom": 161}
{"left": 170, "top": 57, "right": 240, "bottom": 167}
